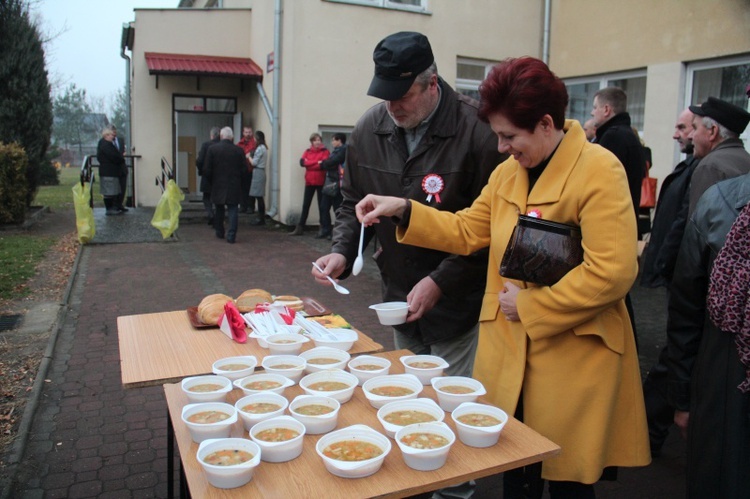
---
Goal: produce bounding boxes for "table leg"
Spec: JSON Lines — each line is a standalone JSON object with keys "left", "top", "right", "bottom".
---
{"left": 167, "top": 408, "right": 175, "bottom": 499}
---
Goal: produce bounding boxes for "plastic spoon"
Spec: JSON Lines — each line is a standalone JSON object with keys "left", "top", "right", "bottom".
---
{"left": 311, "top": 262, "right": 350, "bottom": 295}
{"left": 352, "top": 224, "right": 365, "bottom": 276}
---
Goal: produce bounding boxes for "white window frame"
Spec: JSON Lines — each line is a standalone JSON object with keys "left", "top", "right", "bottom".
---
{"left": 686, "top": 54, "right": 750, "bottom": 152}
{"left": 323, "top": 0, "right": 429, "bottom": 13}
{"left": 564, "top": 69, "right": 647, "bottom": 130}
{"left": 455, "top": 58, "right": 496, "bottom": 100}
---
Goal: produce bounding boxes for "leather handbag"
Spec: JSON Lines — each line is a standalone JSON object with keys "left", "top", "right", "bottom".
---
{"left": 321, "top": 176, "right": 339, "bottom": 197}
{"left": 499, "top": 215, "right": 584, "bottom": 286}
{"left": 640, "top": 176, "right": 657, "bottom": 208}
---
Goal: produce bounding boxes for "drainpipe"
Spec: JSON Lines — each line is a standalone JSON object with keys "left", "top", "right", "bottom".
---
{"left": 120, "top": 24, "right": 132, "bottom": 154}
{"left": 542, "top": 0, "right": 551, "bottom": 64}
{"left": 265, "top": 0, "right": 282, "bottom": 218}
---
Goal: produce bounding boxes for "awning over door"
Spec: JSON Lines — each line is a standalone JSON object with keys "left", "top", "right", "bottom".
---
{"left": 144, "top": 52, "right": 263, "bottom": 82}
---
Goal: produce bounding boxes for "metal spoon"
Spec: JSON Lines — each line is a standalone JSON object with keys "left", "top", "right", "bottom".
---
{"left": 311, "top": 261, "right": 350, "bottom": 295}
{"left": 352, "top": 224, "right": 365, "bottom": 276}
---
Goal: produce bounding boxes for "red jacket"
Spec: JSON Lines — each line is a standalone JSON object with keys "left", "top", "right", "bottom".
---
{"left": 300, "top": 146, "right": 329, "bottom": 186}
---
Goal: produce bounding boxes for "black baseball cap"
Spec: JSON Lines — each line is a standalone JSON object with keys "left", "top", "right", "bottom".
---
{"left": 689, "top": 96, "right": 750, "bottom": 135}
{"left": 367, "top": 31, "right": 434, "bottom": 101}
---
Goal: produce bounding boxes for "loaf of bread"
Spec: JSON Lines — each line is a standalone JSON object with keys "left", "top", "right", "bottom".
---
{"left": 235, "top": 288, "right": 273, "bottom": 313}
{"left": 197, "top": 293, "right": 233, "bottom": 325}
{"left": 273, "top": 295, "right": 304, "bottom": 312}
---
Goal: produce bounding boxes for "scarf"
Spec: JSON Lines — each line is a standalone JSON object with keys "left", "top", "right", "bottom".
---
{"left": 707, "top": 202, "right": 750, "bottom": 393}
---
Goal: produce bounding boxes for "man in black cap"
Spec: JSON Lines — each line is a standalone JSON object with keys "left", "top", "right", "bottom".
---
{"left": 313, "top": 32, "right": 504, "bottom": 381}
{"left": 687, "top": 96, "right": 750, "bottom": 215}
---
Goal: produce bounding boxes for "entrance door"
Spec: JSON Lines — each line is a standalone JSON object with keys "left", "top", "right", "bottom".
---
{"left": 178, "top": 136, "right": 197, "bottom": 192}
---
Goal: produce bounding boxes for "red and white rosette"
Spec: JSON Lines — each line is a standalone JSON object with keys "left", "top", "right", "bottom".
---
{"left": 422, "top": 174, "right": 444, "bottom": 203}
{"left": 526, "top": 209, "right": 542, "bottom": 218}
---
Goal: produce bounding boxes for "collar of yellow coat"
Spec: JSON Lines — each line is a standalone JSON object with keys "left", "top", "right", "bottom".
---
{"left": 500, "top": 119, "right": 586, "bottom": 211}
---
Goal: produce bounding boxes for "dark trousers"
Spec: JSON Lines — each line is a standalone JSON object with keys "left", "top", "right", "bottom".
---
{"left": 298, "top": 185, "right": 322, "bottom": 227}
{"left": 625, "top": 292, "right": 638, "bottom": 351}
{"left": 251, "top": 196, "right": 265, "bottom": 218}
{"left": 643, "top": 346, "right": 673, "bottom": 451}
{"left": 214, "top": 204, "right": 238, "bottom": 241}
{"left": 202, "top": 193, "right": 214, "bottom": 220}
{"left": 319, "top": 190, "right": 342, "bottom": 235}
{"left": 240, "top": 170, "right": 253, "bottom": 211}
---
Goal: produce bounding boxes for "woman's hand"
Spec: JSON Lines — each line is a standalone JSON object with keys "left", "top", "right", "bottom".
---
{"left": 356, "top": 195, "right": 408, "bottom": 226}
{"left": 499, "top": 281, "right": 521, "bottom": 321}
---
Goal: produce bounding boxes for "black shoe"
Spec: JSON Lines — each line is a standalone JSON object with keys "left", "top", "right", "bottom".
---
{"left": 250, "top": 219, "right": 265, "bottom": 226}
{"left": 106, "top": 209, "right": 122, "bottom": 216}
{"left": 227, "top": 238, "right": 236, "bottom": 244}
{"left": 117, "top": 206, "right": 129, "bottom": 212}
{"left": 315, "top": 232, "right": 331, "bottom": 239}
{"left": 216, "top": 232, "right": 225, "bottom": 239}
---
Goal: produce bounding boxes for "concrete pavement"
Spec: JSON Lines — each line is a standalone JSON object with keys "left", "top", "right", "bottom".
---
{"left": 2, "top": 206, "right": 686, "bottom": 498}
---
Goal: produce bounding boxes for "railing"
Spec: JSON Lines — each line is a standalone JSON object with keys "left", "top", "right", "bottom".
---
{"left": 155, "top": 156, "right": 174, "bottom": 193}
{"left": 80, "top": 155, "right": 96, "bottom": 208}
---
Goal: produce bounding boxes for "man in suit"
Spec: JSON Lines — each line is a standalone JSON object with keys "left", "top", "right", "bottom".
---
{"left": 196, "top": 126, "right": 220, "bottom": 225}
{"left": 110, "top": 125, "right": 129, "bottom": 212}
{"left": 204, "top": 127, "right": 248, "bottom": 244}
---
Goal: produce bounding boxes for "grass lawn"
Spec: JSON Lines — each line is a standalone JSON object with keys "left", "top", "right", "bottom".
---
{"left": 34, "top": 167, "right": 101, "bottom": 211}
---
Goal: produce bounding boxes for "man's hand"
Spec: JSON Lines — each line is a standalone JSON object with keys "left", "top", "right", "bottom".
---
{"left": 499, "top": 281, "right": 521, "bottom": 322}
{"left": 312, "top": 253, "right": 347, "bottom": 287}
{"left": 674, "top": 410, "right": 689, "bottom": 440}
{"left": 356, "top": 195, "right": 408, "bottom": 226}
{"left": 405, "top": 276, "right": 442, "bottom": 322}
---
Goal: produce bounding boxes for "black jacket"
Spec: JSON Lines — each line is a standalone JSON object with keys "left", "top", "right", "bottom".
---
{"left": 320, "top": 144, "right": 346, "bottom": 182}
{"left": 666, "top": 172, "right": 750, "bottom": 497}
{"left": 96, "top": 138, "right": 125, "bottom": 178}
{"left": 595, "top": 113, "right": 646, "bottom": 218}
{"left": 640, "top": 155, "right": 699, "bottom": 288}
{"left": 204, "top": 139, "right": 246, "bottom": 205}
{"left": 196, "top": 137, "right": 220, "bottom": 194}
{"left": 333, "top": 79, "right": 505, "bottom": 344}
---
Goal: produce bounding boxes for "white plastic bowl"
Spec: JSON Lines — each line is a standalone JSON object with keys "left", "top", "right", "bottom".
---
{"left": 394, "top": 422, "right": 456, "bottom": 471}
{"left": 197, "top": 438, "right": 261, "bottom": 489}
{"left": 361, "top": 374, "right": 423, "bottom": 409}
{"left": 368, "top": 301, "right": 409, "bottom": 325}
{"left": 299, "top": 347, "right": 351, "bottom": 374}
{"left": 315, "top": 424, "right": 392, "bottom": 478}
{"left": 347, "top": 355, "right": 392, "bottom": 386}
{"left": 451, "top": 402, "right": 508, "bottom": 448}
{"left": 299, "top": 369, "right": 358, "bottom": 404}
{"left": 234, "top": 392, "right": 289, "bottom": 431}
{"left": 265, "top": 333, "right": 310, "bottom": 355}
{"left": 181, "top": 375, "right": 233, "bottom": 403}
{"left": 249, "top": 415, "right": 306, "bottom": 463}
{"left": 261, "top": 355, "right": 306, "bottom": 383}
{"left": 181, "top": 402, "right": 238, "bottom": 443}
{"left": 233, "top": 373, "right": 294, "bottom": 397}
{"left": 431, "top": 376, "right": 487, "bottom": 412}
{"left": 311, "top": 328, "right": 359, "bottom": 351}
{"left": 376, "top": 398, "right": 445, "bottom": 439}
{"left": 211, "top": 356, "right": 258, "bottom": 381}
{"left": 400, "top": 355, "right": 450, "bottom": 385}
{"left": 288, "top": 394, "right": 341, "bottom": 435}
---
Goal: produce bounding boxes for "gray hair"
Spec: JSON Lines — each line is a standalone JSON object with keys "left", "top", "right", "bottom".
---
{"left": 210, "top": 126, "right": 220, "bottom": 139}
{"left": 701, "top": 116, "right": 738, "bottom": 140}
{"left": 220, "top": 126, "right": 233, "bottom": 140}
{"left": 101, "top": 125, "right": 115, "bottom": 138}
{"left": 414, "top": 62, "right": 438, "bottom": 89}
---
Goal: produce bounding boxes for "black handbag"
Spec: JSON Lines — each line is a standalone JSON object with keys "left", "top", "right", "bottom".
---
{"left": 499, "top": 215, "right": 584, "bottom": 286}
{"left": 322, "top": 176, "right": 339, "bottom": 197}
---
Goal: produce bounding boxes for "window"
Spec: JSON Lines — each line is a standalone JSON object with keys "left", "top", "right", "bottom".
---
{"left": 174, "top": 95, "right": 236, "bottom": 113}
{"left": 324, "top": 0, "right": 428, "bottom": 13}
{"left": 319, "top": 126, "right": 353, "bottom": 152}
{"left": 455, "top": 59, "right": 496, "bottom": 101}
{"left": 564, "top": 72, "right": 647, "bottom": 130}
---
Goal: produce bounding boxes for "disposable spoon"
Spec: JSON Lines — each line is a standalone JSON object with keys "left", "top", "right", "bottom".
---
{"left": 311, "top": 262, "right": 350, "bottom": 295}
{"left": 352, "top": 224, "right": 365, "bottom": 276}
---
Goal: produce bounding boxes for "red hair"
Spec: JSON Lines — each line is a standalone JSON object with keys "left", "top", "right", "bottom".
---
{"left": 478, "top": 57, "right": 568, "bottom": 132}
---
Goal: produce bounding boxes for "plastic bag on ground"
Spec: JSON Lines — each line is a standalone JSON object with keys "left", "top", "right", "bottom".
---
{"left": 151, "top": 179, "right": 184, "bottom": 239}
{"left": 72, "top": 182, "right": 95, "bottom": 244}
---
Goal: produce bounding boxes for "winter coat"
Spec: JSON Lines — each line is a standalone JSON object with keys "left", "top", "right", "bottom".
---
{"left": 204, "top": 139, "right": 247, "bottom": 205}
{"left": 595, "top": 112, "right": 646, "bottom": 219}
{"left": 96, "top": 138, "right": 125, "bottom": 178}
{"left": 320, "top": 144, "right": 346, "bottom": 183}
{"left": 332, "top": 78, "right": 504, "bottom": 345}
{"left": 667, "top": 173, "right": 750, "bottom": 498}
{"left": 398, "top": 120, "right": 650, "bottom": 483}
{"left": 249, "top": 144, "right": 267, "bottom": 197}
{"left": 300, "top": 146, "right": 329, "bottom": 186}
{"left": 688, "top": 138, "right": 750, "bottom": 215}
{"left": 196, "top": 137, "right": 220, "bottom": 194}
{"left": 640, "top": 155, "right": 699, "bottom": 288}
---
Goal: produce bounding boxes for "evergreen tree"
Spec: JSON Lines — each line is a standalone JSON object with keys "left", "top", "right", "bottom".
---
{"left": 0, "top": 0, "right": 53, "bottom": 206}
{"left": 53, "top": 83, "right": 93, "bottom": 157}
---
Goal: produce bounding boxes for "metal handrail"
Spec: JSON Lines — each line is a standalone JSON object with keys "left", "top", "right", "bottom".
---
{"left": 80, "top": 155, "right": 97, "bottom": 208}
{"left": 155, "top": 156, "right": 174, "bottom": 193}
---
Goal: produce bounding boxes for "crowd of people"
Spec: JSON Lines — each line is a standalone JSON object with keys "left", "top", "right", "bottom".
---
{"left": 310, "top": 31, "right": 750, "bottom": 499}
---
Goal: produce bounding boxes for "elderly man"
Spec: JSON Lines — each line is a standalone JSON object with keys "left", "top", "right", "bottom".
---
{"left": 687, "top": 96, "right": 750, "bottom": 215}
{"left": 196, "top": 126, "right": 220, "bottom": 225}
{"left": 313, "top": 32, "right": 504, "bottom": 378}
{"left": 204, "top": 127, "right": 248, "bottom": 244}
{"left": 583, "top": 118, "right": 597, "bottom": 142}
{"left": 639, "top": 108, "right": 701, "bottom": 456}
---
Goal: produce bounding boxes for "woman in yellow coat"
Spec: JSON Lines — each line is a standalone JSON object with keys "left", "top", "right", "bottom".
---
{"left": 356, "top": 57, "right": 650, "bottom": 497}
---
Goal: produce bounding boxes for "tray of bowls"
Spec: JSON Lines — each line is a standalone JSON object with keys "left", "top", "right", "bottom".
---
{"left": 175, "top": 352, "right": 509, "bottom": 490}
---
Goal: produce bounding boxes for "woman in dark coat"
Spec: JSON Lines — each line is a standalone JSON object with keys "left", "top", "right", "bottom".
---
{"left": 96, "top": 126, "right": 126, "bottom": 215}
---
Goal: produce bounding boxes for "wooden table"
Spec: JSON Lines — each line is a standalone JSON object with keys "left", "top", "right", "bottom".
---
{"left": 164, "top": 350, "right": 560, "bottom": 498}
{"left": 118, "top": 310, "right": 383, "bottom": 388}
